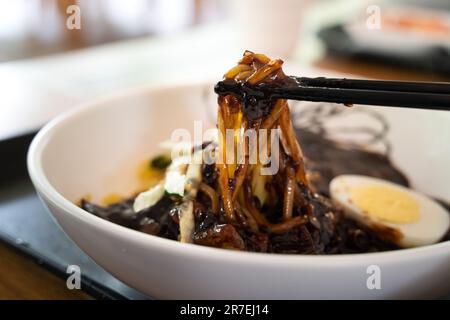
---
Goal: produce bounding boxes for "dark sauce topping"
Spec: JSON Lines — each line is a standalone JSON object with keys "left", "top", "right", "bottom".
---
{"left": 214, "top": 77, "right": 297, "bottom": 121}
{"left": 81, "top": 196, "right": 180, "bottom": 240}
{"left": 202, "top": 163, "right": 218, "bottom": 187}
{"left": 297, "top": 128, "right": 409, "bottom": 196}
{"left": 79, "top": 127, "right": 449, "bottom": 254}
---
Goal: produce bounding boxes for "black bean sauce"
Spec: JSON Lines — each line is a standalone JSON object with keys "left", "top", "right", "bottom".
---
{"left": 80, "top": 127, "right": 450, "bottom": 254}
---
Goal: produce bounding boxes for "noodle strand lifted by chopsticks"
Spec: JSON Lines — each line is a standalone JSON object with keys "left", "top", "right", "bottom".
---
{"left": 217, "top": 103, "right": 235, "bottom": 221}
{"left": 216, "top": 50, "right": 313, "bottom": 233}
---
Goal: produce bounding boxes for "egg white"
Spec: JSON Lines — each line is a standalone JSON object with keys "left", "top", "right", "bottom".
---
{"left": 330, "top": 175, "right": 450, "bottom": 248}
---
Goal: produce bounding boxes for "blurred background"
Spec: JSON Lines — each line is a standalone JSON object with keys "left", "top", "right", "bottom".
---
{"left": 0, "top": 0, "right": 449, "bottom": 299}
{"left": 0, "top": 0, "right": 226, "bottom": 61}
{"left": 0, "top": 0, "right": 449, "bottom": 60}
{"left": 0, "top": 0, "right": 449, "bottom": 140}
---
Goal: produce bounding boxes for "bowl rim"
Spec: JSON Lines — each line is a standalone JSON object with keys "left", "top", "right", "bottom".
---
{"left": 27, "top": 81, "right": 450, "bottom": 267}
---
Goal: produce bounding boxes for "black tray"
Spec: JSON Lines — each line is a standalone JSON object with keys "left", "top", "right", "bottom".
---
{"left": 0, "top": 133, "right": 149, "bottom": 300}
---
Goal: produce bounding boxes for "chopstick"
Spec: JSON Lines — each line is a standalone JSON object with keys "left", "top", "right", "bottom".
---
{"left": 295, "top": 77, "right": 450, "bottom": 95}
{"left": 214, "top": 77, "right": 450, "bottom": 111}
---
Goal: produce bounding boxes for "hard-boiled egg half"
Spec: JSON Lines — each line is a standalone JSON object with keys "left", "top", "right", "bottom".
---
{"left": 330, "top": 175, "right": 450, "bottom": 248}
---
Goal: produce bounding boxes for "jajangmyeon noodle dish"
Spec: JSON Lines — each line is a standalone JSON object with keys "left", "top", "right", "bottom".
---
{"left": 81, "top": 51, "right": 450, "bottom": 254}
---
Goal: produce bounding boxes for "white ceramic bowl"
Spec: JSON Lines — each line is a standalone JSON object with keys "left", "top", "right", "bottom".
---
{"left": 28, "top": 82, "right": 450, "bottom": 299}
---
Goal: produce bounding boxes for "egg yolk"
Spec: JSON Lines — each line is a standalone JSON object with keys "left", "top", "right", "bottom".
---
{"left": 350, "top": 185, "right": 420, "bottom": 223}
{"left": 102, "top": 193, "right": 124, "bottom": 205}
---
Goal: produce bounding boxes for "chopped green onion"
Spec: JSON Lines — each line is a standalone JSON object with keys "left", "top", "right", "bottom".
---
{"left": 150, "top": 155, "right": 171, "bottom": 170}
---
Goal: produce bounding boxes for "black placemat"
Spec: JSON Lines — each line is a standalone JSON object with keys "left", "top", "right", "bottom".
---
{"left": 0, "top": 133, "right": 149, "bottom": 300}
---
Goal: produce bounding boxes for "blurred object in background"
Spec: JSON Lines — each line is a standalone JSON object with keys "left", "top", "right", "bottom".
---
{"left": 396, "top": 0, "right": 450, "bottom": 10}
{"left": 318, "top": 0, "right": 450, "bottom": 76}
{"left": 229, "top": 0, "right": 312, "bottom": 58}
{"left": 0, "top": 0, "right": 226, "bottom": 62}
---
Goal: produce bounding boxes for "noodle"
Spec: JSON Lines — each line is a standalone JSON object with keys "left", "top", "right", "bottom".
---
{"left": 216, "top": 50, "right": 312, "bottom": 232}
{"left": 283, "top": 167, "right": 295, "bottom": 220}
{"left": 199, "top": 182, "right": 219, "bottom": 215}
{"left": 279, "top": 105, "right": 308, "bottom": 185}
